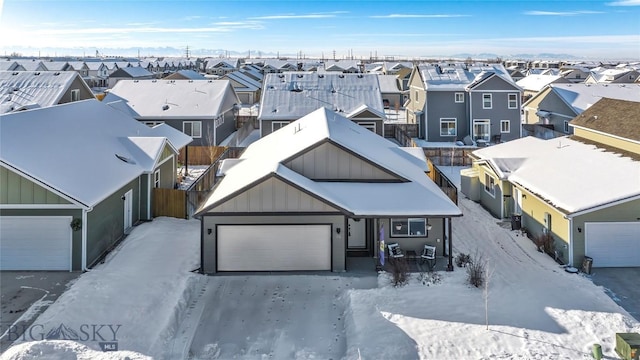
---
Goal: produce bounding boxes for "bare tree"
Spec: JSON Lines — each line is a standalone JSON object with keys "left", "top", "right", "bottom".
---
{"left": 205, "top": 124, "right": 218, "bottom": 164}
{"left": 484, "top": 260, "right": 495, "bottom": 330}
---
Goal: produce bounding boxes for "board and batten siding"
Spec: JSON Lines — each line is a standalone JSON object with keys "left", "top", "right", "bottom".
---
{"left": 209, "top": 177, "right": 338, "bottom": 213}
{"left": 284, "top": 142, "right": 398, "bottom": 181}
{"left": 201, "top": 214, "right": 346, "bottom": 274}
{"left": 0, "top": 166, "right": 71, "bottom": 205}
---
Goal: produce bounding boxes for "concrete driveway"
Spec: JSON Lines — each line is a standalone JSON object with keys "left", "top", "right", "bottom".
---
{"left": 0, "top": 271, "right": 80, "bottom": 353}
{"left": 185, "top": 274, "right": 377, "bottom": 360}
{"left": 590, "top": 267, "right": 640, "bottom": 321}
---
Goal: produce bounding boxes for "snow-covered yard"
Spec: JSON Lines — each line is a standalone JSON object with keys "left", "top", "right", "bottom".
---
{"left": 2, "top": 194, "right": 639, "bottom": 359}
{"left": 176, "top": 165, "right": 210, "bottom": 190}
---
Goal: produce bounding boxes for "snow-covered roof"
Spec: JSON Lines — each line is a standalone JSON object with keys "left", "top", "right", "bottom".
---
{"left": 377, "top": 74, "right": 401, "bottom": 93}
{"left": 258, "top": 72, "right": 384, "bottom": 121}
{"left": 0, "top": 71, "right": 89, "bottom": 114}
{"left": 112, "top": 66, "right": 154, "bottom": 78}
{"left": 14, "top": 60, "right": 44, "bottom": 71}
{"left": 85, "top": 62, "right": 105, "bottom": 71}
{"left": 41, "top": 61, "right": 69, "bottom": 71}
{"left": 103, "top": 79, "right": 239, "bottom": 119}
{"left": 549, "top": 83, "right": 640, "bottom": 114}
{"left": 516, "top": 75, "right": 568, "bottom": 92}
{"left": 165, "top": 70, "right": 206, "bottom": 80}
{"left": 198, "top": 107, "right": 461, "bottom": 217}
{"left": 0, "top": 99, "right": 191, "bottom": 208}
{"left": 66, "top": 61, "right": 87, "bottom": 70}
{"left": 0, "top": 60, "right": 18, "bottom": 71}
{"left": 472, "top": 136, "right": 640, "bottom": 214}
{"left": 223, "top": 71, "right": 261, "bottom": 91}
{"left": 417, "top": 63, "right": 475, "bottom": 91}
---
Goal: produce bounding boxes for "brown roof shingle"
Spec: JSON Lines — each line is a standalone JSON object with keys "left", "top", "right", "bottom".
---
{"left": 569, "top": 97, "right": 640, "bottom": 142}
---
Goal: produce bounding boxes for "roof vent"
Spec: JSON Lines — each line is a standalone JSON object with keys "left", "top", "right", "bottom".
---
{"left": 278, "top": 74, "right": 285, "bottom": 78}
{"left": 162, "top": 104, "right": 170, "bottom": 111}
{"left": 296, "top": 74, "right": 303, "bottom": 78}
{"left": 53, "top": 72, "right": 60, "bottom": 76}
{"left": 34, "top": 72, "right": 40, "bottom": 76}
{"left": 11, "top": 72, "right": 18, "bottom": 75}
{"left": 318, "top": 74, "right": 324, "bottom": 78}
{"left": 338, "top": 74, "right": 345, "bottom": 78}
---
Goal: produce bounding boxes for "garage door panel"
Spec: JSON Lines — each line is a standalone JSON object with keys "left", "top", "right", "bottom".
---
{"left": 217, "top": 225, "right": 331, "bottom": 271}
{"left": 585, "top": 222, "right": 640, "bottom": 268}
{"left": 0, "top": 216, "right": 72, "bottom": 271}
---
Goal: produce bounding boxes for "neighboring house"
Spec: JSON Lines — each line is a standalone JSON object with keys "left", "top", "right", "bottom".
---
{"left": 85, "top": 61, "right": 110, "bottom": 88}
{"left": 221, "top": 71, "right": 262, "bottom": 105}
{"left": 0, "top": 71, "right": 95, "bottom": 114}
{"left": 377, "top": 74, "right": 405, "bottom": 110}
{"left": 13, "top": 60, "right": 47, "bottom": 72}
{"left": 0, "top": 99, "right": 191, "bottom": 271}
{"left": 107, "top": 66, "right": 155, "bottom": 88}
{"left": 324, "top": 60, "right": 360, "bottom": 73}
{"left": 461, "top": 98, "right": 640, "bottom": 268}
{"left": 521, "top": 83, "right": 640, "bottom": 138}
{"left": 382, "top": 62, "right": 413, "bottom": 76}
{"left": 584, "top": 68, "right": 640, "bottom": 84}
{"left": 195, "top": 107, "right": 462, "bottom": 274}
{"left": 516, "top": 74, "right": 571, "bottom": 100}
{"left": 559, "top": 66, "right": 590, "bottom": 83}
{"left": 204, "top": 59, "right": 239, "bottom": 76}
{"left": 406, "top": 63, "right": 522, "bottom": 144}
{"left": 103, "top": 79, "right": 240, "bottom": 146}
{"left": 508, "top": 69, "right": 526, "bottom": 82}
{"left": 258, "top": 72, "right": 386, "bottom": 137}
{"left": 0, "top": 60, "right": 19, "bottom": 71}
{"left": 66, "top": 61, "right": 90, "bottom": 78}
{"left": 164, "top": 69, "right": 206, "bottom": 80}
{"left": 41, "top": 61, "right": 70, "bottom": 72}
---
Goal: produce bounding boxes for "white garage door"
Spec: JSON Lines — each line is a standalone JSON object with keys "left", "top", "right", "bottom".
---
{"left": 585, "top": 222, "right": 640, "bottom": 267}
{"left": 0, "top": 216, "right": 72, "bottom": 271}
{"left": 217, "top": 225, "right": 331, "bottom": 271}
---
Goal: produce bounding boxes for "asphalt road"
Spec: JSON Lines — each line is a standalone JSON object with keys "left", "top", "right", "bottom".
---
{"left": 590, "top": 267, "right": 640, "bottom": 322}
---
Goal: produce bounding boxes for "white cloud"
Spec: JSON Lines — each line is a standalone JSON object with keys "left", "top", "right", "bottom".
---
{"left": 524, "top": 10, "right": 604, "bottom": 16}
{"left": 248, "top": 13, "right": 340, "bottom": 20}
{"left": 606, "top": 0, "right": 640, "bottom": 5}
{"left": 370, "top": 14, "right": 470, "bottom": 18}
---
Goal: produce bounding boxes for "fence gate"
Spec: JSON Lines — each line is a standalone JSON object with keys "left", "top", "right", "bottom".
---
{"left": 153, "top": 188, "right": 187, "bottom": 219}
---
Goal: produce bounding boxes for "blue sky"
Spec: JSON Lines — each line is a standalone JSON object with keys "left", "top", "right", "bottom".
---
{"left": 1, "top": 0, "right": 639, "bottom": 59}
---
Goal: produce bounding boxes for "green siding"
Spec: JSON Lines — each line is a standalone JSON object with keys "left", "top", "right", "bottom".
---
{"left": 140, "top": 174, "right": 150, "bottom": 220}
{"left": 1, "top": 166, "right": 70, "bottom": 205}
{"left": 0, "top": 208, "right": 83, "bottom": 270}
{"left": 160, "top": 144, "right": 174, "bottom": 161}
{"left": 86, "top": 177, "right": 141, "bottom": 267}
{"left": 571, "top": 199, "right": 640, "bottom": 266}
{"left": 158, "top": 156, "right": 175, "bottom": 189}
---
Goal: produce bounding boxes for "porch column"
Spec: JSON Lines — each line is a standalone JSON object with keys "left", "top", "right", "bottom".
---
{"left": 447, "top": 217, "right": 454, "bottom": 271}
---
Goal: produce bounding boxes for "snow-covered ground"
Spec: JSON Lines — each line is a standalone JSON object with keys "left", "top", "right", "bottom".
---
{"left": 2, "top": 176, "right": 639, "bottom": 359}
{"left": 176, "top": 165, "right": 209, "bottom": 190}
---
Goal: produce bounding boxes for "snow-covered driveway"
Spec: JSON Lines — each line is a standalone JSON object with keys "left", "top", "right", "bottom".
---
{"left": 188, "top": 275, "right": 377, "bottom": 360}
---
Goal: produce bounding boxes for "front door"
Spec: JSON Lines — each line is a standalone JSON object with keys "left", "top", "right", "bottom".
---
{"left": 348, "top": 218, "right": 366, "bottom": 249}
{"left": 123, "top": 189, "right": 133, "bottom": 233}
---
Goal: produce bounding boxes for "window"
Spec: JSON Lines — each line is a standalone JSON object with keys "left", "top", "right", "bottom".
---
{"left": 508, "top": 93, "right": 518, "bottom": 109}
{"left": 271, "top": 121, "right": 290, "bottom": 132}
{"left": 390, "top": 218, "right": 428, "bottom": 237}
{"left": 440, "top": 118, "right": 457, "bottom": 136}
{"left": 414, "top": 90, "right": 418, "bottom": 102}
{"left": 455, "top": 92, "right": 464, "bottom": 103}
{"left": 484, "top": 173, "right": 496, "bottom": 197}
{"left": 358, "top": 122, "right": 376, "bottom": 133}
{"left": 564, "top": 120, "right": 570, "bottom": 133}
{"left": 473, "top": 119, "right": 490, "bottom": 141}
{"left": 183, "top": 121, "right": 202, "bottom": 138}
{"left": 143, "top": 121, "right": 164, "bottom": 127}
{"left": 482, "top": 94, "right": 492, "bottom": 109}
{"left": 154, "top": 169, "right": 160, "bottom": 188}
{"left": 500, "top": 120, "right": 510, "bottom": 133}
{"left": 70, "top": 89, "right": 80, "bottom": 102}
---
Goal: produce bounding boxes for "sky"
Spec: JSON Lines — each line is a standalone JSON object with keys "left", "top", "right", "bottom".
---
{"left": 0, "top": 0, "right": 639, "bottom": 60}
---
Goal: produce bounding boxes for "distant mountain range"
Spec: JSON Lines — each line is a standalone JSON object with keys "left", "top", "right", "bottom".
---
{"left": 0, "top": 46, "right": 623, "bottom": 62}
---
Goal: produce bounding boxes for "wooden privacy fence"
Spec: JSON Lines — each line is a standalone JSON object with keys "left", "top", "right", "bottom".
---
{"left": 384, "top": 123, "right": 418, "bottom": 146}
{"left": 423, "top": 147, "right": 474, "bottom": 167}
{"left": 178, "top": 146, "right": 228, "bottom": 166}
{"left": 153, "top": 188, "right": 187, "bottom": 219}
{"left": 426, "top": 158, "right": 458, "bottom": 205}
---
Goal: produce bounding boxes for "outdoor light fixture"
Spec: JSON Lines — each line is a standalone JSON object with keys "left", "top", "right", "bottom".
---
{"left": 426, "top": 223, "right": 433, "bottom": 231}
{"left": 577, "top": 227, "right": 582, "bottom": 233}
{"left": 395, "top": 223, "right": 402, "bottom": 231}
{"left": 336, "top": 227, "right": 341, "bottom": 234}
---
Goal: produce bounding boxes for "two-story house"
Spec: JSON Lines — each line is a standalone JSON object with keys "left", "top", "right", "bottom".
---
{"left": 406, "top": 63, "right": 522, "bottom": 144}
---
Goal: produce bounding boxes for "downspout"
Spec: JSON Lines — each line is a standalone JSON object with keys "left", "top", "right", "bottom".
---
{"left": 81, "top": 207, "right": 93, "bottom": 272}
{"left": 568, "top": 217, "right": 574, "bottom": 267}
{"left": 469, "top": 91, "right": 473, "bottom": 139}
{"left": 447, "top": 218, "right": 454, "bottom": 271}
{"left": 147, "top": 174, "right": 152, "bottom": 220}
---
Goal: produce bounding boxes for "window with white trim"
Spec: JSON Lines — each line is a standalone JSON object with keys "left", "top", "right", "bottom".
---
{"left": 508, "top": 93, "right": 518, "bottom": 109}
{"left": 390, "top": 218, "right": 428, "bottom": 237}
{"left": 455, "top": 92, "right": 464, "bottom": 103}
{"left": 440, "top": 118, "right": 457, "bottom": 136}
{"left": 500, "top": 120, "right": 510, "bottom": 133}
{"left": 473, "top": 119, "right": 491, "bottom": 141}
{"left": 564, "top": 120, "right": 570, "bottom": 133}
{"left": 70, "top": 89, "right": 80, "bottom": 102}
{"left": 271, "top": 121, "right": 290, "bottom": 132}
{"left": 484, "top": 173, "right": 496, "bottom": 197}
{"left": 143, "top": 121, "right": 165, "bottom": 127}
{"left": 358, "top": 122, "right": 376, "bottom": 133}
{"left": 183, "top": 121, "right": 202, "bottom": 138}
{"left": 482, "top": 93, "right": 492, "bottom": 109}
{"left": 154, "top": 169, "right": 160, "bottom": 188}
